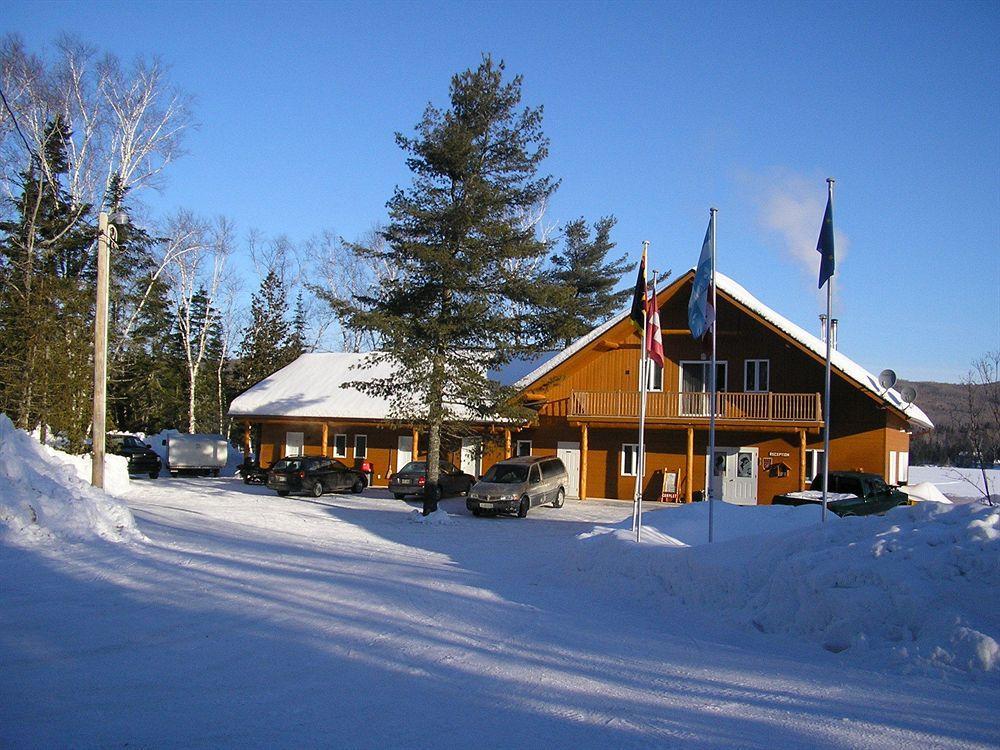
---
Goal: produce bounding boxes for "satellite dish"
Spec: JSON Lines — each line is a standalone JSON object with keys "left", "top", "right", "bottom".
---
{"left": 878, "top": 369, "right": 897, "bottom": 391}
{"left": 899, "top": 385, "right": 917, "bottom": 405}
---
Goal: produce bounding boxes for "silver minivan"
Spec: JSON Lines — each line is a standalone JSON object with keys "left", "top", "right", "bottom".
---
{"left": 466, "top": 455, "right": 568, "bottom": 517}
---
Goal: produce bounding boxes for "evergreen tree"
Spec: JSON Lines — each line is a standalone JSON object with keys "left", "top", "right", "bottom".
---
{"left": 289, "top": 292, "right": 307, "bottom": 360}
{"left": 545, "top": 216, "right": 637, "bottom": 347}
{"left": 343, "top": 56, "right": 558, "bottom": 513}
{"left": 236, "top": 269, "right": 294, "bottom": 392}
{"left": 0, "top": 117, "right": 95, "bottom": 447}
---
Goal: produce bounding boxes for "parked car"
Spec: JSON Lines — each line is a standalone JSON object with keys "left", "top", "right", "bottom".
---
{"left": 388, "top": 460, "right": 475, "bottom": 500}
{"left": 467, "top": 455, "right": 568, "bottom": 518}
{"left": 772, "top": 471, "right": 908, "bottom": 516}
{"left": 267, "top": 456, "right": 366, "bottom": 497}
{"left": 107, "top": 434, "right": 161, "bottom": 479}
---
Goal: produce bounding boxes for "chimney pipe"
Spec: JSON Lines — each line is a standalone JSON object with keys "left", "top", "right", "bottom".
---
{"left": 831, "top": 318, "right": 839, "bottom": 350}
{"left": 819, "top": 314, "right": 828, "bottom": 340}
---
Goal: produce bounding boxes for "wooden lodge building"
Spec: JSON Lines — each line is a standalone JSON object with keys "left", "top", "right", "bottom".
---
{"left": 228, "top": 270, "right": 932, "bottom": 505}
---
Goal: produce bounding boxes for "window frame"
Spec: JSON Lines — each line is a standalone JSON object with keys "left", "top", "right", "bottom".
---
{"left": 646, "top": 360, "right": 663, "bottom": 392}
{"left": 744, "top": 359, "right": 770, "bottom": 392}
{"left": 621, "top": 443, "right": 639, "bottom": 477}
{"left": 354, "top": 434, "right": 368, "bottom": 459}
{"left": 516, "top": 439, "right": 532, "bottom": 457}
{"left": 332, "top": 433, "right": 347, "bottom": 458}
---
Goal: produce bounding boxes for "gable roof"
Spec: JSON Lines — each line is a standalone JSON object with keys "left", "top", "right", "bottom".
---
{"left": 515, "top": 270, "right": 933, "bottom": 431}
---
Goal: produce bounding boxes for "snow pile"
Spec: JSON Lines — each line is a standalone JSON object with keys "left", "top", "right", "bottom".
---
{"left": 408, "top": 508, "right": 456, "bottom": 525}
{"left": 0, "top": 415, "right": 142, "bottom": 544}
{"left": 909, "top": 465, "right": 999, "bottom": 504}
{"left": 900, "top": 481, "right": 953, "bottom": 504}
{"left": 576, "top": 501, "right": 1000, "bottom": 679}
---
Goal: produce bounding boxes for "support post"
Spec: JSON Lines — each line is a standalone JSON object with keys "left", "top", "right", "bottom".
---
{"left": 504, "top": 428, "right": 511, "bottom": 458}
{"left": 686, "top": 426, "right": 694, "bottom": 503}
{"left": 412, "top": 427, "right": 419, "bottom": 458}
{"left": 91, "top": 212, "right": 111, "bottom": 489}
{"left": 321, "top": 422, "right": 329, "bottom": 457}
{"left": 580, "top": 423, "right": 589, "bottom": 500}
{"left": 244, "top": 421, "right": 252, "bottom": 462}
{"left": 799, "top": 429, "right": 808, "bottom": 490}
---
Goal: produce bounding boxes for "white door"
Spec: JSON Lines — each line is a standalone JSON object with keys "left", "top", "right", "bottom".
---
{"left": 709, "top": 446, "right": 758, "bottom": 505}
{"left": 557, "top": 441, "right": 581, "bottom": 498}
{"left": 396, "top": 435, "right": 413, "bottom": 472}
{"left": 285, "top": 432, "right": 304, "bottom": 457}
{"left": 461, "top": 437, "right": 482, "bottom": 478}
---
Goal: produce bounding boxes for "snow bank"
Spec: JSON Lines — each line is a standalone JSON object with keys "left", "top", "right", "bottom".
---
{"left": 576, "top": 501, "right": 1000, "bottom": 680}
{"left": 0, "top": 415, "right": 142, "bottom": 544}
{"left": 909, "top": 465, "right": 999, "bottom": 504}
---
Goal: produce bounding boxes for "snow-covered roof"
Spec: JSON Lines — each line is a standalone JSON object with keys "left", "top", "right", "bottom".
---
{"left": 515, "top": 270, "right": 933, "bottom": 431}
{"left": 229, "top": 352, "right": 401, "bottom": 420}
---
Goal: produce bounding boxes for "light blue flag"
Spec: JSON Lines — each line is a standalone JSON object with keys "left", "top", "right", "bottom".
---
{"left": 688, "top": 215, "right": 716, "bottom": 340}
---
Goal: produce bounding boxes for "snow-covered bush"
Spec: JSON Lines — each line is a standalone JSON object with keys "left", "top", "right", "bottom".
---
{"left": 0, "top": 415, "right": 142, "bottom": 544}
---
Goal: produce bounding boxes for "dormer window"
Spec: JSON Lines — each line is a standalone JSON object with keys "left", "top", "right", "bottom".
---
{"left": 745, "top": 359, "right": 769, "bottom": 392}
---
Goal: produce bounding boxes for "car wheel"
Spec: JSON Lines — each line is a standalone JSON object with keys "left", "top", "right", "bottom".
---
{"left": 243, "top": 476, "right": 251, "bottom": 485}
{"left": 472, "top": 508, "right": 482, "bottom": 517}
{"left": 393, "top": 493, "right": 406, "bottom": 500}
{"left": 311, "top": 481, "right": 324, "bottom": 498}
{"left": 351, "top": 477, "right": 365, "bottom": 494}
{"left": 277, "top": 490, "right": 289, "bottom": 497}
{"left": 170, "top": 471, "right": 178, "bottom": 477}
{"left": 552, "top": 488, "right": 565, "bottom": 508}
{"left": 517, "top": 496, "right": 530, "bottom": 518}
{"left": 149, "top": 471, "right": 159, "bottom": 480}
{"left": 211, "top": 469, "right": 220, "bottom": 478}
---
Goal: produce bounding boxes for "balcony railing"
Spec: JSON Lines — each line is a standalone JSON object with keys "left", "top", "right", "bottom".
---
{"left": 568, "top": 391, "right": 822, "bottom": 423}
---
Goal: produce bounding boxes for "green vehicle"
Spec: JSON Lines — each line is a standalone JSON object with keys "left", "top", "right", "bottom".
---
{"left": 772, "top": 471, "right": 909, "bottom": 516}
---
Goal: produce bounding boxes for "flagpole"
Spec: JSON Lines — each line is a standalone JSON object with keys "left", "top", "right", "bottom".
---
{"left": 708, "top": 208, "right": 718, "bottom": 544}
{"left": 634, "top": 241, "right": 650, "bottom": 541}
{"left": 821, "top": 179, "right": 835, "bottom": 523}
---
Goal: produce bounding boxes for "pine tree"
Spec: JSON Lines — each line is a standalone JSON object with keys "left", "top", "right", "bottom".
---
{"left": 546, "top": 216, "right": 637, "bottom": 347}
{"left": 343, "top": 56, "right": 558, "bottom": 513}
{"left": 0, "top": 117, "right": 95, "bottom": 447}
{"left": 236, "top": 269, "right": 293, "bottom": 393}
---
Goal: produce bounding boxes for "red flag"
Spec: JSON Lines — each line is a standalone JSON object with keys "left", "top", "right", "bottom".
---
{"left": 645, "top": 283, "right": 664, "bottom": 368}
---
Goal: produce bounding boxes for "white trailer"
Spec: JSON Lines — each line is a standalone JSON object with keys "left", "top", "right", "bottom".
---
{"left": 166, "top": 434, "right": 229, "bottom": 476}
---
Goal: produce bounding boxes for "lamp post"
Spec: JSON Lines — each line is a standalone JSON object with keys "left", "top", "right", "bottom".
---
{"left": 91, "top": 210, "right": 127, "bottom": 489}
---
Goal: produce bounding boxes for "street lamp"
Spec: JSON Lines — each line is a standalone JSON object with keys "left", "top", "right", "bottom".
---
{"left": 91, "top": 209, "right": 128, "bottom": 489}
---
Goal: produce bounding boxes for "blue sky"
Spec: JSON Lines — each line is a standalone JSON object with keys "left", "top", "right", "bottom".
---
{"left": 6, "top": 0, "right": 999, "bottom": 382}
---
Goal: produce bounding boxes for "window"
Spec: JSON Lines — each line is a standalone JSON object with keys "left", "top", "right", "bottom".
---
{"left": 679, "top": 361, "right": 728, "bottom": 415}
{"left": 621, "top": 444, "right": 639, "bottom": 476}
{"left": 332, "top": 433, "right": 347, "bottom": 458}
{"left": 528, "top": 464, "right": 541, "bottom": 484}
{"left": 354, "top": 434, "right": 368, "bottom": 459}
{"left": 806, "top": 449, "right": 825, "bottom": 482}
{"left": 897, "top": 451, "right": 909, "bottom": 484}
{"left": 744, "top": 359, "right": 769, "bottom": 392}
{"left": 646, "top": 360, "right": 663, "bottom": 392}
{"left": 516, "top": 440, "right": 532, "bottom": 457}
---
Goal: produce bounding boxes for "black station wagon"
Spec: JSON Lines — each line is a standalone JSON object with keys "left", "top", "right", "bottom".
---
{"left": 267, "top": 456, "right": 366, "bottom": 497}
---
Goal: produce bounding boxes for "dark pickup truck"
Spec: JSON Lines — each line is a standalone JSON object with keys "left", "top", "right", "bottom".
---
{"left": 772, "top": 471, "right": 909, "bottom": 517}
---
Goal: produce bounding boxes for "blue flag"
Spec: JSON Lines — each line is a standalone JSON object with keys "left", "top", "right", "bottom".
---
{"left": 688, "top": 214, "right": 715, "bottom": 340}
{"left": 817, "top": 192, "right": 835, "bottom": 288}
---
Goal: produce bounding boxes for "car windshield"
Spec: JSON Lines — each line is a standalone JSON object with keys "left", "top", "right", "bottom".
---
{"left": 481, "top": 463, "right": 528, "bottom": 484}
{"left": 273, "top": 458, "right": 302, "bottom": 471}
{"left": 399, "top": 461, "right": 427, "bottom": 474}
{"left": 123, "top": 436, "right": 145, "bottom": 449}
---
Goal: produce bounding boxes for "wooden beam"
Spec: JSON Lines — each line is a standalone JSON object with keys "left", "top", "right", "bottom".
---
{"left": 244, "top": 421, "right": 252, "bottom": 460}
{"left": 504, "top": 428, "right": 511, "bottom": 458}
{"left": 799, "top": 428, "right": 808, "bottom": 490}
{"left": 580, "top": 423, "right": 589, "bottom": 500}
{"left": 594, "top": 340, "right": 620, "bottom": 351}
{"left": 321, "top": 422, "right": 329, "bottom": 457}
{"left": 686, "top": 427, "right": 694, "bottom": 504}
{"left": 412, "top": 427, "right": 419, "bottom": 458}
{"left": 524, "top": 391, "right": 547, "bottom": 402}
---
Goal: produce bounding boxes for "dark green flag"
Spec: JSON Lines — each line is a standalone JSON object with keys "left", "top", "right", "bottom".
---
{"left": 629, "top": 246, "right": 646, "bottom": 331}
{"left": 817, "top": 193, "right": 835, "bottom": 288}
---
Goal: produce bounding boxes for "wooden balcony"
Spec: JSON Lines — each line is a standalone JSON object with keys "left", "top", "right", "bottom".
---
{"left": 568, "top": 391, "right": 823, "bottom": 424}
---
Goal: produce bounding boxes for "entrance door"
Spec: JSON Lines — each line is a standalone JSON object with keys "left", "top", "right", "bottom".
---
{"left": 285, "top": 431, "right": 304, "bottom": 457}
{"left": 709, "top": 446, "right": 758, "bottom": 505}
{"left": 396, "top": 435, "right": 413, "bottom": 472}
{"left": 557, "top": 441, "right": 581, "bottom": 498}
{"left": 461, "top": 437, "right": 482, "bottom": 478}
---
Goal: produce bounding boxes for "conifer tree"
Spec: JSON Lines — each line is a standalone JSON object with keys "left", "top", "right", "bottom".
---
{"left": 546, "top": 216, "right": 637, "bottom": 347}
{"left": 236, "top": 269, "right": 293, "bottom": 393}
{"left": 343, "top": 56, "right": 558, "bottom": 513}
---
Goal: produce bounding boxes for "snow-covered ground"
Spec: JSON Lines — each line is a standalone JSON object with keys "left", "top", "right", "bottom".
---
{"left": 1, "top": 432, "right": 998, "bottom": 748}
{"left": 909, "top": 465, "right": 999, "bottom": 504}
